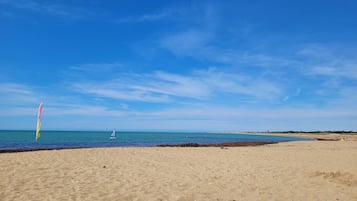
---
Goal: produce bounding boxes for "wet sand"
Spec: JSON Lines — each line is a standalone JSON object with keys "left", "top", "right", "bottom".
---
{"left": 1, "top": 136, "right": 357, "bottom": 200}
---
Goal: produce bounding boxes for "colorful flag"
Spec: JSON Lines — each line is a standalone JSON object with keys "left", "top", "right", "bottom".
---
{"left": 36, "top": 103, "right": 43, "bottom": 141}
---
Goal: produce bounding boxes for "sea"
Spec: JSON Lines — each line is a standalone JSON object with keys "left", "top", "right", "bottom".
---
{"left": 0, "top": 130, "right": 311, "bottom": 151}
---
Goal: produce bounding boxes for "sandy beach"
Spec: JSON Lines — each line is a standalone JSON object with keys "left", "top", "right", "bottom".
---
{"left": 1, "top": 135, "right": 357, "bottom": 201}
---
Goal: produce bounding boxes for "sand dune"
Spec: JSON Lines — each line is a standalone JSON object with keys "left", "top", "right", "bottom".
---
{"left": 1, "top": 140, "right": 357, "bottom": 200}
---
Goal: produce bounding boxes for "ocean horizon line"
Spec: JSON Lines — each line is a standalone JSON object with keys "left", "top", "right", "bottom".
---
{"left": 1, "top": 129, "right": 356, "bottom": 134}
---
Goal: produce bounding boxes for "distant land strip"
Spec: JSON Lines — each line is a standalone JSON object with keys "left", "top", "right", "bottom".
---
{"left": 252, "top": 131, "right": 357, "bottom": 134}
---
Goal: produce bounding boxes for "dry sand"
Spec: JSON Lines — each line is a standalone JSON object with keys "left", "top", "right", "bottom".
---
{"left": 1, "top": 137, "right": 357, "bottom": 200}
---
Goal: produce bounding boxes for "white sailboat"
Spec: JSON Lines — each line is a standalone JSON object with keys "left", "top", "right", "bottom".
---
{"left": 110, "top": 129, "right": 116, "bottom": 140}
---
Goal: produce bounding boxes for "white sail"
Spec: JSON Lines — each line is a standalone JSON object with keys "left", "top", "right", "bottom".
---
{"left": 110, "top": 130, "right": 116, "bottom": 139}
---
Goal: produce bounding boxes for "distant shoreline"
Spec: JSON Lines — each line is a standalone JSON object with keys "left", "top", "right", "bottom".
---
{"left": 0, "top": 129, "right": 356, "bottom": 133}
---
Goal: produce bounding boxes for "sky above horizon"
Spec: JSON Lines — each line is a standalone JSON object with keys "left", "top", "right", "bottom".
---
{"left": 1, "top": 0, "right": 357, "bottom": 131}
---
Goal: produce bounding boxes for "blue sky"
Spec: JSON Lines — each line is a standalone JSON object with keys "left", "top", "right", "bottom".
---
{"left": 1, "top": 0, "right": 357, "bottom": 131}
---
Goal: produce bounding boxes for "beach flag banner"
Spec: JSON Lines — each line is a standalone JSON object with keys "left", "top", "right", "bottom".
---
{"left": 35, "top": 103, "right": 43, "bottom": 141}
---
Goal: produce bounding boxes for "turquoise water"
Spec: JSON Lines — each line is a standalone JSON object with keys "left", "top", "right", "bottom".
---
{"left": 0, "top": 130, "right": 310, "bottom": 151}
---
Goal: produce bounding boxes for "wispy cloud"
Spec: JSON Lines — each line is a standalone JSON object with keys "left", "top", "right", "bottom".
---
{"left": 116, "top": 1, "right": 219, "bottom": 31}
{"left": 69, "top": 68, "right": 282, "bottom": 103}
{"left": 0, "top": 82, "right": 131, "bottom": 117}
{"left": 0, "top": 83, "right": 39, "bottom": 106}
{"left": 0, "top": 77, "right": 355, "bottom": 130}
{"left": 0, "top": 0, "right": 87, "bottom": 19}
{"left": 72, "top": 82, "right": 172, "bottom": 103}
{"left": 117, "top": 10, "right": 174, "bottom": 23}
{"left": 160, "top": 30, "right": 213, "bottom": 56}
{"left": 159, "top": 30, "right": 357, "bottom": 107}
{"left": 45, "top": 105, "right": 127, "bottom": 117}
{"left": 115, "top": 2, "right": 212, "bottom": 24}
{"left": 159, "top": 29, "right": 299, "bottom": 69}
{"left": 113, "top": 104, "right": 357, "bottom": 131}
{"left": 148, "top": 104, "right": 357, "bottom": 120}
{"left": 0, "top": 82, "right": 42, "bottom": 118}
{"left": 310, "top": 63, "right": 357, "bottom": 78}
{"left": 298, "top": 44, "right": 357, "bottom": 79}
{"left": 69, "top": 62, "right": 122, "bottom": 72}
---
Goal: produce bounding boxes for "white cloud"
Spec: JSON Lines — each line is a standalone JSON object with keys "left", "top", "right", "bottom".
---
{"left": 0, "top": 83, "right": 39, "bottom": 106}
{"left": 160, "top": 30, "right": 213, "bottom": 56}
{"left": 326, "top": 86, "right": 357, "bottom": 109}
{"left": 45, "top": 105, "right": 125, "bottom": 116}
{"left": 159, "top": 30, "right": 299, "bottom": 69}
{"left": 0, "top": 0, "right": 87, "bottom": 19}
{"left": 298, "top": 44, "right": 357, "bottom": 79}
{"left": 116, "top": 2, "right": 216, "bottom": 24}
{"left": 0, "top": 107, "right": 36, "bottom": 116}
{"left": 119, "top": 104, "right": 357, "bottom": 131}
{"left": 151, "top": 71, "right": 211, "bottom": 99}
{"left": 310, "top": 64, "right": 357, "bottom": 79}
{"left": 1, "top": 80, "right": 356, "bottom": 131}
{"left": 72, "top": 82, "right": 172, "bottom": 103}
{"left": 69, "top": 62, "right": 122, "bottom": 72}
{"left": 310, "top": 66, "right": 338, "bottom": 76}
{"left": 117, "top": 10, "right": 173, "bottom": 23}
{"left": 296, "top": 44, "right": 333, "bottom": 59}
{"left": 70, "top": 68, "right": 283, "bottom": 103}
{"left": 0, "top": 83, "right": 32, "bottom": 95}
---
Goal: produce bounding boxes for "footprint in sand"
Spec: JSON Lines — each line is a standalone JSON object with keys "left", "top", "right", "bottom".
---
{"left": 313, "top": 171, "right": 357, "bottom": 187}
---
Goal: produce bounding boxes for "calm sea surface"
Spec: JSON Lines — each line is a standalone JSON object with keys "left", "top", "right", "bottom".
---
{"left": 0, "top": 130, "right": 311, "bottom": 151}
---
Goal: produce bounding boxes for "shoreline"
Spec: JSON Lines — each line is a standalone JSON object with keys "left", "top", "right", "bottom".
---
{"left": 0, "top": 141, "right": 279, "bottom": 154}
{"left": 157, "top": 141, "right": 278, "bottom": 147}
